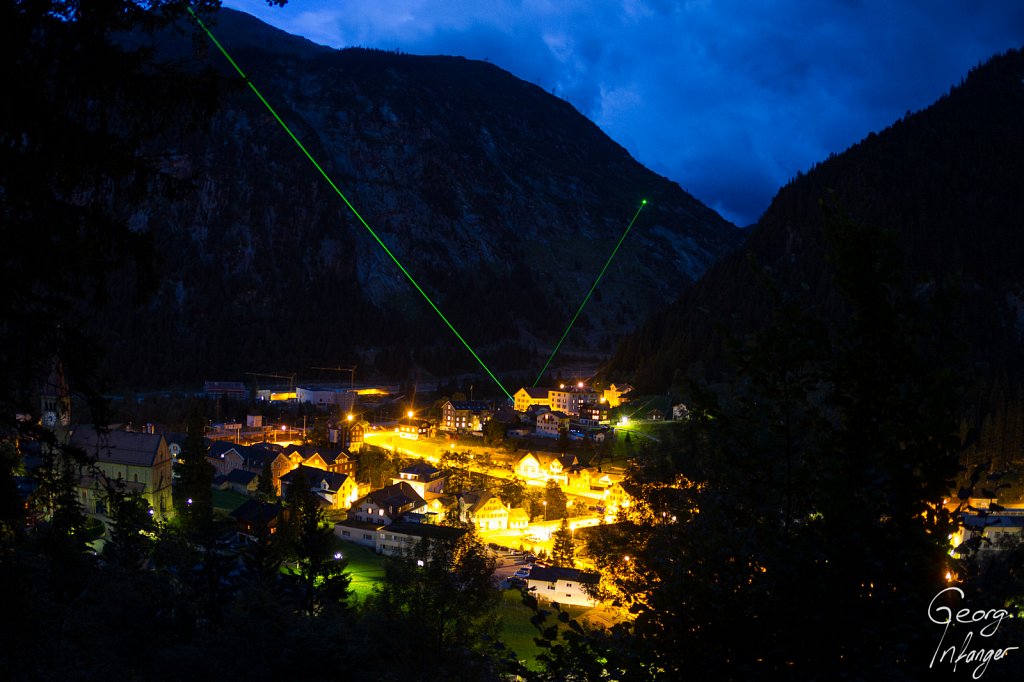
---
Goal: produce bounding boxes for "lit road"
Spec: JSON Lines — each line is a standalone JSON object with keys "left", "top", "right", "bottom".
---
{"left": 362, "top": 431, "right": 519, "bottom": 480}
{"left": 362, "top": 431, "right": 444, "bottom": 461}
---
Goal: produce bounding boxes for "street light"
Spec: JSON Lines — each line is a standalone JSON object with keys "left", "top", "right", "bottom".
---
{"left": 346, "top": 413, "right": 353, "bottom": 422}
{"left": 407, "top": 410, "right": 414, "bottom": 419}
{"left": 543, "top": 500, "right": 547, "bottom": 521}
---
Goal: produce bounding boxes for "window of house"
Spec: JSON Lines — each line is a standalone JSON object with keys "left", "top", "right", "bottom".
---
{"left": 566, "top": 583, "right": 572, "bottom": 588}
{"left": 342, "top": 530, "right": 350, "bottom": 537}
{"left": 363, "top": 534, "right": 372, "bottom": 540}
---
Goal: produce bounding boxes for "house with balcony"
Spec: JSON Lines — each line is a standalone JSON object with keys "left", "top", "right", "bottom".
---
{"left": 536, "top": 411, "right": 570, "bottom": 438}
{"left": 459, "top": 490, "right": 509, "bottom": 531}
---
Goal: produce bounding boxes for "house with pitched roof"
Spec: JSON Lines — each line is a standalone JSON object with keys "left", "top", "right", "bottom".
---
{"left": 391, "top": 461, "right": 446, "bottom": 500}
{"left": 207, "top": 441, "right": 277, "bottom": 478}
{"left": 280, "top": 465, "right": 359, "bottom": 511}
{"left": 536, "top": 411, "right": 569, "bottom": 438}
{"left": 335, "top": 481, "right": 428, "bottom": 549}
{"left": 508, "top": 507, "right": 530, "bottom": 530}
{"left": 602, "top": 383, "right": 633, "bottom": 408}
{"left": 396, "top": 418, "right": 431, "bottom": 440}
{"left": 527, "top": 566, "right": 600, "bottom": 607}
{"left": 278, "top": 444, "right": 356, "bottom": 477}
{"left": 215, "top": 469, "right": 260, "bottom": 495}
{"left": 230, "top": 499, "right": 287, "bottom": 543}
{"left": 70, "top": 427, "right": 174, "bottom": 521}
{"left": 459, "top": 490, "right": 509, "bottom": 531}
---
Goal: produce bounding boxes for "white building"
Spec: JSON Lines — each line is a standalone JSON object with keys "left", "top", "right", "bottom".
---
{"left": 527, "top": 566, "right": 600, "bottom": 607}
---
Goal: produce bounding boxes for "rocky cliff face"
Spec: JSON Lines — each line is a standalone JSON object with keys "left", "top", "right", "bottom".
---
{"left": 101, "top": 9, "right": 742, "bottom": 387}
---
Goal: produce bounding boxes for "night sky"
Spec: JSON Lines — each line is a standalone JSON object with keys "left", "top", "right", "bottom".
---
{"left": 223, "top": 0, "right": 1024, "bottom": 226}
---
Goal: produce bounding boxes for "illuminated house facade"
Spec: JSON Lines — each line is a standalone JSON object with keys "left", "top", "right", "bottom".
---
{"left": 578, "top": 403, "right": 610, "bottom": 425}
{"left": 602, "top": 383, "right": 633, "bottom": 408}
{"left": 536, "top": 411, "right": 570, "bottom": 438}
{"left": 440, "top": 400, "right": 493, "bottom": 432}
{"left": 396, "top": 418, "right": 431, "bottom": 440}
{"left": 335, "top": 482, "right": 428, "bottom": 549}
{"left": 459, "top": 490, "right": 509, "bottom": 531}
{"left": 514, "top": 387, "right": 550, "bottom": 413}
{"left": 391, "top": 461, "right": 446, "bottom": 500}
{"left": 375, "top": 522, "right": 468, "bottom": 558}
{"left": 548, "top": 386, "right": 599, "bottom": 417}
{"left": 527, "top": 567, "right": 600, "bottom": 607}
{"left": 280, "top": 465, "right": 359, "bottom": 510}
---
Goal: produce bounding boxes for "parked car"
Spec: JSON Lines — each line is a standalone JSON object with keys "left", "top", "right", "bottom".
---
{"left": 513, "top": 567, "right": 531, "bottom": 579}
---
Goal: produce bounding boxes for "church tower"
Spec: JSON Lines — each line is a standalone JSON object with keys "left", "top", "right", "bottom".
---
{"left": 40, "top": 356, "right": 72, "bottom": 444}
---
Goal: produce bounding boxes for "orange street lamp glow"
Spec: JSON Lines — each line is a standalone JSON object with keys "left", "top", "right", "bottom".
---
{"left": 407, "top": 410, "right": 414, "bottom": 419}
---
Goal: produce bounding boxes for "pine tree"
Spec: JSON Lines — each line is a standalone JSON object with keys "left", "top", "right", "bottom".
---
{"left": 285, "top": 467, "right": 350, "bottom": 616}
{"left": 584, "top": 211, "right": 964, "bottom": 678}
{"left": 176, "top": 405, "right": 213, "bottom": 534}
{"left": 103, "top": 484, "right": 156, "bottom": 571}
{"left": 256, "top": 459, "right": 276, "bottom": 500}
{"left": 543, "top": 478, "right": 567, "bottom": 519}
{"left": 368, "top": 530, "right": 501, "bottom": 677}
{"left": 551, "top": 518, "right": 575, "bottom": 568}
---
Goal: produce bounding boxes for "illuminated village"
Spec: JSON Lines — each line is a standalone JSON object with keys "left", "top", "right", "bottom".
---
{"left": 28, "top": 363, "right": 661, "bottom": 616}
{"left": 6, "top": 2, "right": 1024, "bottom": 679}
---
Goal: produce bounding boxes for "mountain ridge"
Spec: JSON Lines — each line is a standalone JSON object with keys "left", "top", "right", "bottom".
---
{"left": 607, "top": 47, "right": 1024, "bottom": 398}
{"left": 96, "top": 8, "right": 743, "bottom": 389}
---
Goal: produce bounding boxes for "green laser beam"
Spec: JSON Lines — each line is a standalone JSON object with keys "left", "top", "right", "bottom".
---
{"left": 187, "top": 8, "right": 512, "bottom": 400}
{"left": 533, "top": 200, "right": 647, "bottom": 387}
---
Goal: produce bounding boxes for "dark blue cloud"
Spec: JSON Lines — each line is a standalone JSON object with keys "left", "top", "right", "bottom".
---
{"left": 226, "top": 0, "right": 1024, "bottom": 226}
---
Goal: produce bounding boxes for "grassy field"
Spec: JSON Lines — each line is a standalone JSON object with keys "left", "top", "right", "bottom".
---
{"left": 496, "top": 588, "right": 591, "bottom": 670}
{"left": 332, "top": 543, "right": 591, "bottom": 669}
{"left": 338, "top": 539, "right": 387, "bottom": 604}
{"left": 211, "top": 489, "right": 249, "bottom": 513}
